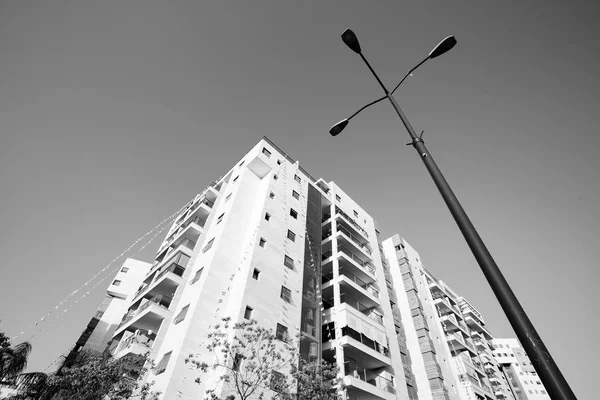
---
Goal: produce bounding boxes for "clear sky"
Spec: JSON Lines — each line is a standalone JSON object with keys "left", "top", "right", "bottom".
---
{"left": 0, "top": 1, "right": 597, "bottom": 398}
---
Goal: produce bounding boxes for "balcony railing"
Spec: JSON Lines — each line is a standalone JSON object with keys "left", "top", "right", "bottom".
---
{"left": 339, "top": 269, "right": 379, "bottom": 298}
{"left": 336, "top": 225, "right": 372, "bottom": 255}
{"left": 340, "top": 293, "right": 384, "bottom": 325}
{"left": 344, "top": 361, "right": 395, "bottom": 394}
{"left": 341, "top": 326, "right": 389, "bottom": 358}
{"left": 334, "top": 206, "right": 369, "bottom": 239}
{"left": 337, "top": 245, "right": 375, "bottom": 274}
{"left": 137, "top": 293, "right": 172, "bottom": 314}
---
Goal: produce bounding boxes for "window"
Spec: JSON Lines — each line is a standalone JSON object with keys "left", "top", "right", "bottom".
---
{"left": 259, "top": 238, "right": 266, "bottom": 248}
{"left": 280, "top": 286, "right": 292, "bottom": 303}
{"left": 252, "top": 268, "right": 260, "bottom": 280}
{"left": 121, "top": 267, "right": 129, "bottom": 273}
{"left": 233, "top": 175, "right": 239, "bottom": 182}
{"left": 265, "top": 213, "right": 271, "bottom": 221}
{"left": 155, "top": 351, "right": 172, "bottom": 375}
{"left": 262, "top": 147, "right": 271, "bottom": 157}
{"left": 273, "top": 174, "right": 278, "bottom": 180}
{"left": 239, "top": 160, "right": 245, "bottom": 166}
{"left": 190, "top": 268, "right": 203, "bottom": 284}
{"left": 217, "top": 213, "right": 225, "bottom": 224}
{"left": 277, "top": 159, "right": 282, "bottom": 165}
{"left": 289, "top": 208, "right": 298, "bottom": 219}
{"left": 270, "top": 371, "right": 286, "bottom": 392}
{"left": 284, "top": 255, "right": 294, "bottom": 270}
{"left": 174, "top": 304, "right": 190, "bottom": 324}
{"left": 94, "top": 311, "right": 104, "bottom": 319}
{"left": 244, "top": 306, "right": 253, "bottom": 320}
{"left": 541, "top": 390, "right": 547, "bottom": 395}
{"left": 269, "top": 192, "right": 275, "bottom": 199}
{"left": 275, "top": 323, "right": 289, "bottom": 342}
{"left": 112, "top": 280, "right": 121, "bottom": 287}
{"left": 353, "top": 210, "right": 358, "bottom": 217}
{"left": 335, "top": 194, "right": 341, "bottom": 202}
{"left": 294, "top": 174, "right": 301, "bottom": 183}
{"left": 287, "top": 230, "right": 296, "bottom": 242}
{"left": 233, "top": 354, "right": 244, "bottom": 371}
{"left": 292, "top": 190, "right": 300, "bottom": 200}
{"left": 225, "top": 193, "right": 232, "bottom": 202}
{"left": 202, "top": 238, "right": 215, "bottom": 253}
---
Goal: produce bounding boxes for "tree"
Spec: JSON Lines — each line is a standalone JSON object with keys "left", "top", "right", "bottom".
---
{"left": 0, "top": 332, "right": 32, "bottom": 388}
{"left": 290, "top": 359, "right": 344, "bottom": 400}
{"left": 188, "top": 318, "right": 345, "bottom": 400}
{"left": 188, "top": 318, "right": 297, "bottom": 400}
{"left": 9, "top": 350, "right": 160, "bottom": 400}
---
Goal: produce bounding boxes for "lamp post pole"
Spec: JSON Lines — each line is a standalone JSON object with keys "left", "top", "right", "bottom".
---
{"left": 332, "top": 29, "right": 577, "bottom": 400}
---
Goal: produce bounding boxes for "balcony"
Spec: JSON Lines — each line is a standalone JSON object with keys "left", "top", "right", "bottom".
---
{"left": 323, "top": 293, "right": 384, "bottom": 326}
{"left": 433, "top": 295, "right": 460, "bottom": 316}
{"left": 112, "top": 329, "right": 156, "bottom": 359}
{"left": 464, "top": 315, "right": 492, "bottom": 339}
{"left": 114, "top": 294, "right": 172, "bottom": 336}
{"left": 334, "top": 206, "right": 369, "bottom": 239}
{"left": 439, "top": 314, "right": 469, "bottom": 334}
{"left": 333, "top": 226, "right": 372, "bottom": 259}
{"left": 340, "top": 326, "right": 390, "bottom": 360}
{"left": 133, "top": 259, "right": 186, "bottom": 304}
{"left": 344, "top": 361, "right": 395, "bottom": 400}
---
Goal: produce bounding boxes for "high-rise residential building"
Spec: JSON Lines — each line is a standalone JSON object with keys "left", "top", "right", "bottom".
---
{"left": 62, "top": 258, "right": 151, "bottom": 367}
{"left": 382, "top": 235, "right": 507, "bottom": 400}
{"left": 491, "top": 338, "right": 550, "bottom": 400}
{"left": 73, "top": 137, "right": 413, "bottom": 400}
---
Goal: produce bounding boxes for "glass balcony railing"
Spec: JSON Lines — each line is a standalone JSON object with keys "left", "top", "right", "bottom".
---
{"left": 334, "top": 207, "right": 369, "bottom": 239}
{"left": 340, "top": 269, "right": 379, "bottom": 298}
{"left": 137, "top": 294, "right": 172, "bottom": 315}
{"left": 344, "top": 361, "right": 395, "bottom": 394}
{"left": 337, "top": 245, "right": 375, "bottom": 274}
{"left": 334, "top": 293, "right": 384, "bottom": 325}
{"left": 337, "top": 226, "right": 372, "bottom": 255}
{"left": 341, "top": 326, "right": 389, "bottom": 358}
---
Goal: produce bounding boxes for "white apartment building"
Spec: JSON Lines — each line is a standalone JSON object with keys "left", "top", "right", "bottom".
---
{"left": 72, "top": 137, "right": 416, "bottom": 400}
{"left": 382, "top": 235, "right": 505, "bottom": 400}
{"left": 491, "top": 338, "right": 550, "bottom": 400}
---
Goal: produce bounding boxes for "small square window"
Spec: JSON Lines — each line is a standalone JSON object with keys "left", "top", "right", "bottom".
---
{"left": 202, "top": 238, "right": 215, "bottom": 253}
{"left": 274, "top": 174, "right": 278, "bottom": 180}
{"left": 294, "top": 174, "right": 301, "bottom": 183}
{"left": 335, "top": 194, "right": 341, "bottom": 202}
{"left": 239, "top": 160, "right": 245, "bottom": 166}
{"left": 225, "top": 193, "right": 232, "bottom": 202}
{"left": 233, "top": 354, "right": 244, "bottom": 371}
{"left": 277, "top": 159, "right": 282, "bottom": 165}
{"left": 287, "top": 230, "right": 296, "bottom": 242}
{"left": 233, "top": 175, "right": 239, "bottom": 182}
{"left": 244, "top": 306, "right": 253, "bottom": 320}
{"left": 190, "top": 268, "right": 203, "bottom": 284}
{"left": 284, "top": 255, "right": 294, "bottom": 270}
{"left": 252, "top": 268, "right": 260, "bottom": 280}
{"left": 112, "top": 280, "right": 121, "bottom": 287}
{"left": 262, "top": 147, "right": 272, "bottom": 157}
{"left": 121, "top": 267, "right": 129, "bottom": 273}
{"left": 155, "top": 351, "right": 172, "bottom": 375}
{"left": 217, "top": 213, "right": 225, "bottom": 224}
{"left": 280, "top": 286, "right": 292, "bottom": 303}
{"left": 270, "top": 370, "right": 286, "bottom": 392}
{"left": 259, "top": 238, "right": 266, "bottom": 248}
{"left": 269, "top": 192, "right": 275, "bottom": 199}
{"left": 174, "top": 304, "right": 190, "bottom": 324}
{"left": 292, "top": 190, "right": 300, "bottom": 200}
{"left": 289, "top": 208, "right": 298, "bottom": 219}
{"left": 275, "top": 323, "right": 289, "bottom": 342}
{"left": 265, "top": 213, "right": 271, "bottom": 221}
{"left": 353, "top": 210, "right": 358, "bottom": 218}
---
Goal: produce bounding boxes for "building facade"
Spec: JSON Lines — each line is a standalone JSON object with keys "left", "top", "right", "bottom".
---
{"left": 84, "top": 137, "right": 413, "bottom": 399}
{"left": 491, "top": 338, "right": 550, "bottom": 400}
{"left": 382, "top": 235, "right": 513, "bottom": 400}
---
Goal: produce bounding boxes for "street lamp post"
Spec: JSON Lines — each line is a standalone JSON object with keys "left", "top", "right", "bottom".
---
{"left": 330, "top": 29, "right": 576, "bottom": 400}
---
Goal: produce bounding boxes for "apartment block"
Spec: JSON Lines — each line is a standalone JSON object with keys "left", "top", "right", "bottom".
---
{"left": 382, "top": 235, "right": 505, "bottom": 400}
{"left": 79, "top": 137, "right": 414, "bottom": 399}
{"left": 491, "top": 338, "right": 550, "bottom": 400}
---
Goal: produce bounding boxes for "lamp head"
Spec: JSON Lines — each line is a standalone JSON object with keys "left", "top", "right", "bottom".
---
{"left": 428, "top": 35, "right": 457, "bottom": 59}
{"left": 329, "top": 119, "right": 349, "bottom": 136}
{"left": 341, "top": 29, "right": 361, "bottom": 54}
